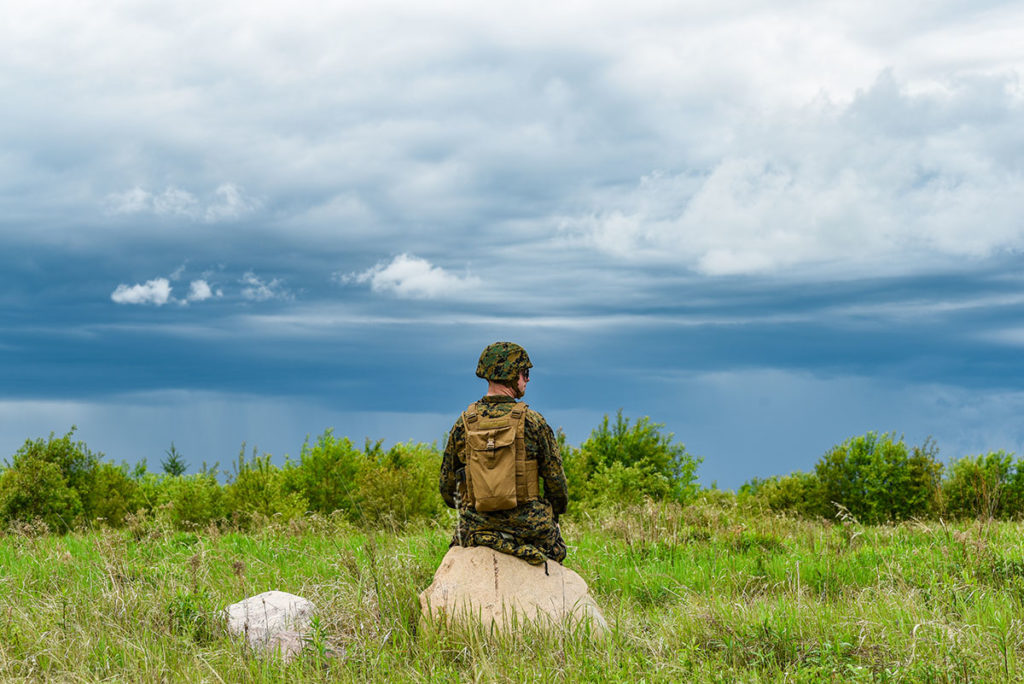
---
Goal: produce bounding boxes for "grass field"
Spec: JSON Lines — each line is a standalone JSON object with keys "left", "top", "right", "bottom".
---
{"left": 2, "top": 498, "right": 1023, "bottom": 682}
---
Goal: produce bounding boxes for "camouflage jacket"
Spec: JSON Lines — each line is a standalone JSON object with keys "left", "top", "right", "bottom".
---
{"left": 440, "top": 396, "right": 568, "bottom": 517}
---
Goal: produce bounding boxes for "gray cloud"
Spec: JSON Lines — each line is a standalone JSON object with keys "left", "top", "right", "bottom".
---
{"left": 105, "top": 184, "right": 260, "bottom": 223}
{"left": 5, "top": 1, "right": 1024, "bottom": 486}
{"left": 0, "top": 391, "right": 453, "bottom": 475}
{"left": 239, "top": 271, "right": 292, "bottom": 302}
{"left": 560, "top": 71, "right": 1024, "bottom": 275}
{"left": 3, "top": 1, "right": 1021, "bottom": 270}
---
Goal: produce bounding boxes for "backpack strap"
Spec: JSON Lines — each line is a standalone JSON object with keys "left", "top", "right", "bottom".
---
{"left": 510, "top": 404, "right": 539, "bottom": 502}
{"left": 460, "top": 403, "right": 479, "bottom": 501}
{"left": 459, "top": 404, "right": 480, "bottom": 464}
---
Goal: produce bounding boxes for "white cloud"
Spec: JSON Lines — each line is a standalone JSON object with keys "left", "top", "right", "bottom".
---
{"left": 152, "top": 187, "right": 200, "bottom": 218}
{"left": 186, "top": 279, "right": 217, "bottom": 302}
{"left": 204, "top": 183, "right": 261, "bottom": 223}
{"left": 832, "top": 293, "right": 1024, "bottom": 321}
{"left": 561, "top": 72, "right": 1024, "bottom": 276}
{"left": 240, "top": 272, "right": 291, "bottom": 301}
{"left": 111, "top": 278, "right": 172, "bottom": 306}
{"left": 111, "top": 275, "right": 221, "bottom": 306}
{"left": 342, "top": 253, "right": 482, "bottom": 299}
{"left": 105, "top": 184, "right": 258, "bottom": 223}
{"left": 105, "top": 187, "right": 151, "bottom": 215}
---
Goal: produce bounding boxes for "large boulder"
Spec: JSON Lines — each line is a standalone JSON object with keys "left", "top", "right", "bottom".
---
{"left": 225, "top": 591, "right": 316, "bottom": 660}
{"left": 419, "top": 546, "right": 608, "bottom": 635}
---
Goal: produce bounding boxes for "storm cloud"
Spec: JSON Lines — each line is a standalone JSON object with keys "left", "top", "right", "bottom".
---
{"left": 2, "top": 0, "right": 1023, "bottom": 485}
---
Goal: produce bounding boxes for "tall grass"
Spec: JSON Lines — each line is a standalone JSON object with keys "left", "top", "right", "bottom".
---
{"left": 3, "top": 499, "right": 1023, "bottom": 681}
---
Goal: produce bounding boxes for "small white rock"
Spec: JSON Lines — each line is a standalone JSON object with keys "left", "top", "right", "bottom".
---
{"left": 225, "top": 590, "right": 316, "bottom": 658}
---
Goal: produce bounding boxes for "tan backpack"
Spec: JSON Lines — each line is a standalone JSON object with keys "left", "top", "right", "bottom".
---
{"left": 461, "top": 402, "right": 539, "bottom": 512}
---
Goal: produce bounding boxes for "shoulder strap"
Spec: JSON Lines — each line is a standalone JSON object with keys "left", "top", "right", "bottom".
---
{"left": 511, "top": 403, "right": 538, "bottom": 502}
{"left": 462, "top": 402, "right": 479, "bottom": 426}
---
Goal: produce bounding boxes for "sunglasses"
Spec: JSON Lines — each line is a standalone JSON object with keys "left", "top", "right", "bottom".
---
{"left": 521, "top": 367, "right": 530, "bottom": 380}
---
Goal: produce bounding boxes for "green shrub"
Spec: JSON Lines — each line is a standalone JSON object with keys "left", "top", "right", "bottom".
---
{"left": 942, "top": 451, "right": 1023, "bottom": 519}
{"left": 161, "top": 472, "right": 227, "bottom": 528}
{"left": 739, "top": 471, "right": 826, "bottom": 517}
{"left": 0, "top": 428, "right": 102, "bottom": 531}
{"left": 284, "top": 430, "right": 364, "bottom": 517}
{"left": 166, "top": 588, "right": 217, "bottom": 643}
{"left": 1002, "top": 455, "right": 1024, "bottom": 516}
{"left": 581, "top": 460, "right": 678, "bottom": 507}
{"left": 135, "top": 470, "right": 163, "bottom": 510}
{"left": 558, "top": 429, "right": 588, "bottom": 501}
{"left": 815, "top": 432, "right": 942, "bottom": 524}
{"left": 87, "top": 463, "right": 144, "bottom": 527}
{"left": 567, "top": 410, "right": 701, "bottom": 507}
{"left": 10, "top": 428, "right": 100, "bottom": 496}
{"left": 356, "top": 440, "right": 445, "bottom": 526}
{"left": 224, "top": 447, "right": 307, "bottom": 523}
{"left": 282, "top": 432, "right": 444, "bottom": 526}
{"left": 0, "top": 455, "right": 82, "bottom": 532}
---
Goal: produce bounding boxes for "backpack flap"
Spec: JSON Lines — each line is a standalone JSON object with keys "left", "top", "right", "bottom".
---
{"left": 464, "top": 420, "right": 518, "bottom": 512}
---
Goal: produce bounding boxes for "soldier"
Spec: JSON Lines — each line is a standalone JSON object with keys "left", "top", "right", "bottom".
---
{"left": 439, "top": 342, "right": 568, "bottom": 565}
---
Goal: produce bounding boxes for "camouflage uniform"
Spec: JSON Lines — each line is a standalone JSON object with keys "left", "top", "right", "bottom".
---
{"left": 439, "top": 343, "right": 569, "bottom": 565}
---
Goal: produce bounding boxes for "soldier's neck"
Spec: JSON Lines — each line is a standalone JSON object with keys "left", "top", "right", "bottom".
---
{"left": 486, "top": 382, "right": 517, "bottom": 398}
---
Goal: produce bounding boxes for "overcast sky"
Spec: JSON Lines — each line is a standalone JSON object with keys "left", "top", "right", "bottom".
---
{"left": 2, "top": 0, "right": 1023, "bottom": 488}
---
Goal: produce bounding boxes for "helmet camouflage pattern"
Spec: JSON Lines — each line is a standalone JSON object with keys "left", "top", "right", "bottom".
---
{"left": 475, "top": 342, "right": 533, "bottom": 383}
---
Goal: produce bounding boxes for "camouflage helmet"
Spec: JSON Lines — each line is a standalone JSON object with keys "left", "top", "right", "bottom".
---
{"left": 475, "top": 342, "right": 533, "bottom": 383}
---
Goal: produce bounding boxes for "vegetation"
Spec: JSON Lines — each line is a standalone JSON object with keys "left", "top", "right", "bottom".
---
{"left": 740, "top": 431, "right": 1024, "bottom": 524}
{"left": 562, "top": 410, "right": 702, "bottom": 508}
{"left": 161, "top": 442, "right": 187, "bottom": 477}
{"left": 2, "top": 417, "right": 1023, "bottom": 679}
{"left": 3, "top": 499, "right": 1024, "bottom": 681}
{"left": 0, "top": 429, "right": 103, "bottom": 533}
{"left": 2, "top": 421, "right": 1022, "bottom": 535}
{"left": 0, "top": 415, "right": 702, "bottom": 533}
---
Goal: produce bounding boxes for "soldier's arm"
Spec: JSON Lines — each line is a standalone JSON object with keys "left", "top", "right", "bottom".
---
{"left": 536, "top": 418, "right": 569, "bottom": 517}
{"left": 439, "top": 422, "right": 463, "bottom": 509}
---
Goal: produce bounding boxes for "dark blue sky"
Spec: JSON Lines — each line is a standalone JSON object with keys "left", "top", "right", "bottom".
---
{"left": 2, "top": 1, "right": 1024, "bottom": 487}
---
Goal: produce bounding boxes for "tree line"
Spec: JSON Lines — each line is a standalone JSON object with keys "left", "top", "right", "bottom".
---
{"left": 0, "top": 414, "right": 1017, "bottom": 533}
{"left": 740, "top": 432, "right": 1024, "bottom": 524}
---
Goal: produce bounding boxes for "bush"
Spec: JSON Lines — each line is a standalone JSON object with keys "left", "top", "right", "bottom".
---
{"left": 942, "top": 451, "right": 1024, "bottom": 519}
{"left": 11, "top": 428, "right": 100, "bottom": 495}
{"left": 284, "top": 430, "right": 364, "bottom": 517}
{"left": 356, "top": 440, "right": 445, "bottom": 526}
{"left": 224, "top": 447, "right": 307, "bottom": 523}
{"left": 815, "top": 433, "right": 942, "bottom": 524}
{"left": 566, "top": 410, "right": 701, "bottom": 507}
{"left": 281, "top": 432, "right": 444, "bottom": 526}
{"left": 161, "top": 472, "right": 227, "bottom": 528}
{"left": 0, "top": 428, "right": 101, "bottom": 531}
{"left": 579, "top": 460, "right": 679, "bottom": 507}
{"left": 87, "top": 463, "right": 144, "bottom": 527}
{"left": 558, "top": 429, "right": 586, "bottom": 500}
{"left": 0, "top": 456, "right": 82, "bottom": 532}
{"left": 739, "top": 471, "right": 826, "bottom": 517}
